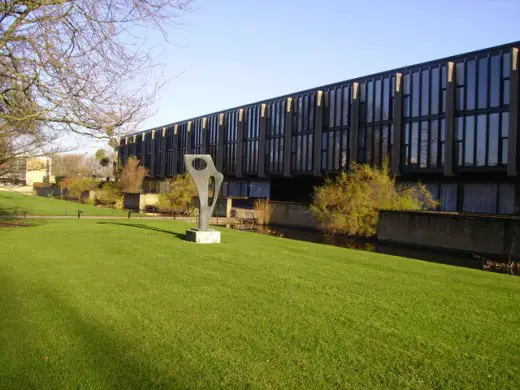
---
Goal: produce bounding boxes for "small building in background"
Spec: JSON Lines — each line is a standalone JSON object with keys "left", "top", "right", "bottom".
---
{"left": 0, "top": 156, "right": 55, "bottom": 186}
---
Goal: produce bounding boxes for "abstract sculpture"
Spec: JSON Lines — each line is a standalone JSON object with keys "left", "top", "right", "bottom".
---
{"left": 184, "top": 154, "right": 224, "bottom": 243}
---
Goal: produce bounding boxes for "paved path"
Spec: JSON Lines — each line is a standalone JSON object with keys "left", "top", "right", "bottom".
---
{"left": 0, "top": 215, "right": 239, "bottom": 223}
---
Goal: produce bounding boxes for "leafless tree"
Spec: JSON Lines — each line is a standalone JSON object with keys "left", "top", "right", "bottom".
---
{"left": 0, "top": 0, "right": 191, "bottom": 171}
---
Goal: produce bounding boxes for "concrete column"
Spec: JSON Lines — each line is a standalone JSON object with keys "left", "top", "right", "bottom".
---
{"left": 217, "top": 113, "right": 225, "bottom": 172}
{"left": 391, "top": 73, "right": 403, "bottom": 175}
{"left": 236, "top": 108, "right": 244, "bottom": 178}
{"left": 349, "top": 83, "right": 360, "bottom": 167}
{"left": 160, "top": 127, "right": 167, "bottom": 177}
{"left": 313, "top": 90, "right": 324, "bottom": 176}
{"left": 283, "top": 97, "right": 293, "bottom": 177}
{"left": 201, "top": 117, "right": 208, "bottom": 154}
{"left": 150, "top": 129, "right": 156, "bottom": 177}
{"left": 258, "top": 104, "right": 267, "bottom": 177}
{"left": 444, "top": 61, "right": 456, "bottom": 176}
{"left": 172, "top": 124, "right": 179, "bottom": 175}
{"left": 508, "top": 47, "right": 519, "bottom": 176}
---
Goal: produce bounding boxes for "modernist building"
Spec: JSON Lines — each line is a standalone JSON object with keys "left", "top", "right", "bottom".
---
{"left": 119, "top": 41, "right": 520, "bottom": 214}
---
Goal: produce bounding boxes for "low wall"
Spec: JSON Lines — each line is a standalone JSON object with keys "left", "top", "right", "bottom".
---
{"left": 269, "top": 201, "right": 316, "bottom": 229}
{"left": 377, "top": 210, "right": 520, "bottom": 257}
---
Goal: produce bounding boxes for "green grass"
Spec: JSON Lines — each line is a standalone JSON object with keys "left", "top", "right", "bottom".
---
{"left": 0, "top": 191, "right": 129, "bottom": 216}
{"left": 1, "top": 219, "right": 519, "bottom": 389}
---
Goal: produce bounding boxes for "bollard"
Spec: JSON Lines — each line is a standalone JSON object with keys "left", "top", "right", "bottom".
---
{"left": 128, "top": 211, "right": 131, "bottom": 219}
{"left": 77, "top": 210, "right": 83, "bottom": 219}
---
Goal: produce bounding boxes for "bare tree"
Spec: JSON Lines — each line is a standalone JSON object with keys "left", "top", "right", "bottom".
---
{"left": 0, "top": 0, "right": 191, "bottom": 170}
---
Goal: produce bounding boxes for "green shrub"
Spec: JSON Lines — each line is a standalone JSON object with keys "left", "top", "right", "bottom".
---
{"left": 60, "top": 177, "right": 99, "bottom": 200}
{"left": 96, "top": 182, "right": 122, "bottom": 206}
{"left": 157, "top": 174, "right": 197, "bottom": 214}
{"left": 311, "top": 162, "right": 437, "bottom": 237}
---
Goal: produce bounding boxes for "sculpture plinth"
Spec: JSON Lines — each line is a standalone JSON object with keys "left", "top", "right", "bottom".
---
{"left": 183, "top": 154, "right": 224, "bottom": 244}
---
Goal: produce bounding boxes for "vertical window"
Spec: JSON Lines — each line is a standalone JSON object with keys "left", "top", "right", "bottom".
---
{"left": 421, "top": 70, "right": 429, "bottom": 116}
{"left": 464, "top": 116, "right": 475, "bottom": 166}
{"left": 412, "top": 72, "right": 420, "bottom": 117}
{"left": 476, "top": 115, "right": 487, "bottom": 166}
{"left": 466, "top": 60, "right": 476, "bottom": 110}
{"left": 488, "top": 113, "right": 499, "bottom": 166}
{"left": 478, "top": 57, "right": 488, "bottom": 109}
{"left": 490, "top": 55, "right": 500, "bottom": 107}
{"left": 431, "top": 67, "right": 439, "bottom": 115}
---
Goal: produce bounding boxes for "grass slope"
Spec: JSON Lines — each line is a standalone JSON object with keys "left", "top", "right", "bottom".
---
{"left": 1, "top": 219, "right": 519, "bottom": 389}
{"left": 0, "top": 191, "right": 128, "bottom": 216}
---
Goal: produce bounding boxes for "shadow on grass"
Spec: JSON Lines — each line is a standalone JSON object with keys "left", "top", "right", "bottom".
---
{"left": 0, "top": 270, "right": 187, "bottom": 388}
{"left": 96, "top": 222, "right": 185, "bottom": 240}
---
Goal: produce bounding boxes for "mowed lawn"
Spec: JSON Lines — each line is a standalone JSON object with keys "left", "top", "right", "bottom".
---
{"left": 0, "top": 191, "right": 128, "bottom": 216}
{"left": 1, "top": 220, "right": 519, "bottom": 389}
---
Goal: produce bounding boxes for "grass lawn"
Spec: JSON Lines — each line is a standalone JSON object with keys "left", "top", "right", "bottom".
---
{"left": 0, "top": 191, "right": 129, "bottom": 216}
{"left": 1, "top": 219, "right": 519, "bottom": 389}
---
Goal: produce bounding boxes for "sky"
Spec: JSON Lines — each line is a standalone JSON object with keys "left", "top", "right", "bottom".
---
{"left": 84, "top": 0, "right": 520, "bottom": 152}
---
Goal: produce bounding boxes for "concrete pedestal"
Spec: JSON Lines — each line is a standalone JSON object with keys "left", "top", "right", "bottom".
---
{"left": 185, "top": 229, "right": 221, "bottom": 244}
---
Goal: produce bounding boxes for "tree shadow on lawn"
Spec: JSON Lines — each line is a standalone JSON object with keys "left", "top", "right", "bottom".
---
{"left": 96, "top": 222, "right": 185, "bottom": 240}
{"left": 0, "top": 271, "right": 192, "bottom": 388}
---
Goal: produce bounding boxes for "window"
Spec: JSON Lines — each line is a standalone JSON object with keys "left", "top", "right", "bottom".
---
{"left": 322, "top": 85, "right": 351, "bottom": 171}
{"left": 454, "top": 50, "right": 510, "bottom": 168}
{"left": 243, "top": 105, "right": 261, "bottom": 174}
{"left": 224, "top": 111, "right": 238, "bottom": 174}
{"left": 291, "top": 93, "right": 315, "bottom": 172}
{"left": 358, "top": 76, "right": 393, "bottom": 167}
{"left": 266, "top": 100, "right": 286, "bottom": 173}
{"left": 403, "top": 65, "right": 445, "bottom": 169}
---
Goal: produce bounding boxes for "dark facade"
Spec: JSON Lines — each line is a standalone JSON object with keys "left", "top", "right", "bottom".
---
{"left": 120, "top": 41, "right": 520, "bottom": 213}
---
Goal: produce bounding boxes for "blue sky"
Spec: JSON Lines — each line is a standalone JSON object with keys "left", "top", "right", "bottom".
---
{"left": 86, "top": 0, "right": 520, "bottom": 151}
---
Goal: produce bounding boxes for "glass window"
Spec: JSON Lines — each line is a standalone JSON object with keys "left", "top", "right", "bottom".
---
{"left": 456, "top": 117, "right": 464, "bottom": 141}
{"left": 342, "top": 87, "right": 350, "bottom": 125}
{"left": 456, "top": 88, "right": 464, "bottom": 111}
{"left": 411, "top": 122, "right": 419, "bottom": 165}
{"left": 336, "top": 89, "right": 342, "bottom": 126}
{"left": 503, "top": 52, "right": 511, "bottom": 79}
{"left": 375, "top": 79, "right": 382, "bottom": 121}
{"left": 476, "top": 115, "right": 486, "bottom": 166}
{"left": 421, "top": 70, "right": 430, "bottom": 116}
{"left": 440, "top": 119, "right": 446, "bottom": 166}
{"left": 383, "top": 78, "right": 390, "bottom": 120}
{"left": 503, "top": 79, "right": 510, "bottom": 105}
{"left": 464, "top": 116, "right": 475, "bottom": 166}
{"left": 403, "top": 96, "right": 410, "bottom": 118}
{"left": 489, "top": 113, "right": 499, "bottom": 166}
{"left": 430, "top": 120, "right": 438, "bottom": 167}
{"left": 490, "top": 55, "right": 500, "bottom": 107}
{"left": 501, "top": 112, "right": 509, "bottom": 137}
{"left": 456, "top": 63, "right": 464, "bottom": 86}
{"left": 420, "top": 121, "right": 428, "bottom": 167}
{"left": 431, "top": 67, "right": 439, "bottom": 115}
{"left": 412, "top": 72, "right": 420, "bottom": 117}
{"left": 466, "top": 60, "right": 476, "bottom": 110}
{"left": 478, "top": 57, "right": 488, "bottom": 109}
{"left": 404, "top": 74, "right": 410, "bottom": 95}
{"left": 329, "top": 90, "right": 335, "bottom": 127}
{"left": 367, "top": 81, "right": 374, "bottom": 122}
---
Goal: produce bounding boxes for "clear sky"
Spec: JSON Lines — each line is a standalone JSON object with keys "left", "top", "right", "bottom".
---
{"left": 85, "top": 0, "right": 520, "bottom": 151}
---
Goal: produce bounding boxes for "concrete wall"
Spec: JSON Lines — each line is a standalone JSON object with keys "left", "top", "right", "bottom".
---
{"left": 269, "top": 201, "right": 316, "bottom": 229}
{"left": 377, "top": 210, "right": 520, "bottom": 257}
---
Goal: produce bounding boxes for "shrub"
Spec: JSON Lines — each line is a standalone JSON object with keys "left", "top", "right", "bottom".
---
{"left": 120, "top": 156, "right": 148, "bottom": 193}
{"left": 311, "top": 162, "right": 437, "bottom": 237}
{"left": 157, "top": 174, "right": 197, "bottom": 214}
{"left": 59, "top": 177, "right": 99, "bottom": 200}
{"left": 253, "top": 199, "right": 273, "bottom": 225}
{"left": 96, "top": 182, "right": 122, "bottom": 206}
